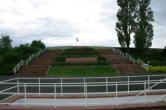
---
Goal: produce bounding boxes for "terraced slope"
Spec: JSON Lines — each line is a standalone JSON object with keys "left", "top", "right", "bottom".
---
{"left": 16, "top": 48, "right": 145, "bottom": 76}
{"left": 97, "top": 49, "right": 146, "bottom": 74}
{"left": 17, "top": 50, "right": 62, "bottom": 76}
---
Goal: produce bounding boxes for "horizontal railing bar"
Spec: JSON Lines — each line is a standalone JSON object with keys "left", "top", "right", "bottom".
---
{"left": 15, "top": 82, "right": 166, "bottom": 87}
{"left": 0, "top": 79, "right": 165, "bottom": 85}
{"left": 0, "top": 78, "right": 17, "bottom": 84}
{"left": 1, "top": 89, "right": 166, "bottom": 95}
{"left": 0, "top": 86, "right": 17, "bottom": 93}
{"left": 17, "top": 74, "right": 166, "bottom": 79}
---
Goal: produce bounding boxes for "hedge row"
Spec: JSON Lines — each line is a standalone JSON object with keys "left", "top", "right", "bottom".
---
{"left": 54, "top": 47, "right": 109, "bottom": 66}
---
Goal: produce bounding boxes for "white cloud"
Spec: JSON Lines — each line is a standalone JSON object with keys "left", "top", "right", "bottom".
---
{"left": 0, "top": 0, "right": 165, "bottom": 48}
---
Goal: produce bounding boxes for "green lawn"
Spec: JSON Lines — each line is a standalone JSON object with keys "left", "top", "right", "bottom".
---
{"left": 47, "top": 65, "right": 117, "bottom": 76}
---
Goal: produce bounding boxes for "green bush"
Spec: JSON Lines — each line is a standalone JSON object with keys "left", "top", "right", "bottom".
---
{"left": 15, "top": 44, "right": 38, "bottom": 60}
{"left": 2, "top": 50, "right": 19, "bottom": 64}
{"left": 0, "top": 63, "right": 16, "bottom": 74}
{"left": 54, "top": 61, "right": 111, "bottom": 66}
{"left": 65, "top": 47, "right": 95, "bottom": 52}
{"left": 60, "top": 47, "right": 100, "bottom": 58}
{"left": 55, "top": 56, "right": 65, "bottom": 62}
{"left": 0, "top": 38, "right": 46, "bottom": 74}
{"left": 60, "top": 51, "right": 99, "bottom": 57}
{"left": 128, "top": 48, "right": 166, "bottom": 66}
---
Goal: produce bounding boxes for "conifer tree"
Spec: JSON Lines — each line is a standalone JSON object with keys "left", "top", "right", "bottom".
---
{"left": 116, "top": 0, "right": 137, "bottom": 50}
{"left": 134, "top": 0, "right": 154, "bottom": 51}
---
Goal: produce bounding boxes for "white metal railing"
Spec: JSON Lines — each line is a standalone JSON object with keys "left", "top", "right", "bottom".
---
{"left": 112, "top": 48, "right": 149, "bottom": 71}
{"left": 0, "top": 75, "right": 166, "bottom": 106}
{"left": 13, "top": 48, "right": 47, "bottom": 74}
{"left": 129, "top": 77, "right": 166, "bottom": 102}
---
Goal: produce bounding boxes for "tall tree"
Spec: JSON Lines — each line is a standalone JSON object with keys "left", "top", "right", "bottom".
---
{"left": 0, "top": 35, "right": 12, "bottom": 49}
{"left": 134, "top": 0, "right": 154, "bottom": 51}
{"left": 116, "top": 0, "right": 137, "bottom": 50}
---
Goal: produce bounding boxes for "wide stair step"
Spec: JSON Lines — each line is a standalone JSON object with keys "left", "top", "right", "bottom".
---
{"left": 103, "top": 55, "right": 132, "bottom": 64}
{"left": 17, "top": 65, "right": 49, "bottom": 76}
{"left": 113, "top": 64, "right": 146, "bottom": 74}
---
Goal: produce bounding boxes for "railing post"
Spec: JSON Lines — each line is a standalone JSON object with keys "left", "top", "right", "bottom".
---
{"left": 21, "top": 60, "right": 24, "bottom": 66}
{"left": 138, "top": 59, "right": 140, "bottom": 64}
{"left": 128, "top": 76, "right": 130, "bottom": 94}
{"left": 148, "top": 75, "right": 150, "bottom": 89}
{"left": 85, "top": 83, "right": 87, "bottom": 107}
{"left": 106, "top": 77, "right": 108, "bottom": 94}
{"left": 86, "top": 83, "right": 87, "bottom": 99}
{"left": 144, "top": 81, "right": 146, "bottom": 96}
{"left": 84, "top": 77, "right": 86, "bottom": 97}
{"left": 61, "top": 78, "right": 63, "bottom": 96}
{"left": 39, "top": 78, "right": 40, "bottom": 96}
{"left": 115, "top": 82, "right": 118, "bottom": 105}
{"left": 24, "top": 83, "right": 27, "bottom": 107}
{"left": 54, "top": 84, "right": 56, "bottom": 99}
{"left": 13, "top": 68, "right": 16, "bottom": 74}
{"left": 17, "top": 78, "right": 19, "bottom": 94}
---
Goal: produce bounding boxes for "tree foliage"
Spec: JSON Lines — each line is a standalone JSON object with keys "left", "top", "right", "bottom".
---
{"left": 0, "top": 35, "right": 12, "bottom": 49}
{"left": 163, "top": 46, "right": 166, "bottom": 56}
{"left": 134, "top": 0, "right": 154, "bottom": 51}
{"left": 116, "top": 0, "right": 137, "bottom": 50}
{"left": 115, "top": 0, "right": 154, "bottom": 51}
{"left": 0, "top": 36, "right": 46, "bottom": 74}
{"left": 31, "top": 40, "right": 45, "bottom": 49}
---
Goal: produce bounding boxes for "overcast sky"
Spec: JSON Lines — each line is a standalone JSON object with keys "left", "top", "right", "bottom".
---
{"left": 0, "top": 0, "right": 165, "bottom": 48}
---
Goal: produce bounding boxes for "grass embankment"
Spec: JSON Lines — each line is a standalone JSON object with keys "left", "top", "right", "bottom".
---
{"left": 47, "top": 47, "right": 117, "bottom": 76}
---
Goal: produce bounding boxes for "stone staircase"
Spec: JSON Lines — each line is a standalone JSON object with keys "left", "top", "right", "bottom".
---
{"left": 97, "top": 49, "right": 146, "bottom": 74}
{"left": 16, "top": 50, "right": 62, "bottom": 76}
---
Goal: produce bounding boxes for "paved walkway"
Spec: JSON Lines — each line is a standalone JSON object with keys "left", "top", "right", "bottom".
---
{"left": 11, "top": 94, "right": 164, "bottom": 106}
